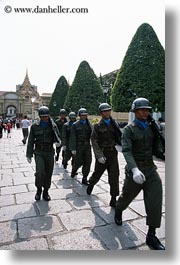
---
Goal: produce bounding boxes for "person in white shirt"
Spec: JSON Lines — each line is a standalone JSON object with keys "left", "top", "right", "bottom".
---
{"left": 21, "top": 115, "right": 30, "bottom": 144}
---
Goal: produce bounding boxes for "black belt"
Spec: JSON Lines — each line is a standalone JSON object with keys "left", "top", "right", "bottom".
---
{"left": 35, "top": 144, "right": 53, "bottom": 150}
{"left": 101, "top": 147, "right": 115, "bottom": 151}
{"left": 77, "top": 141, "right": 90, "bottom": 145}
{"left": 136, "top": 159, "right": 153, "bottom": 166}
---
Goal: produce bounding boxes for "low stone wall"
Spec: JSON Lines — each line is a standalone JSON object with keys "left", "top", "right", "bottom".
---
{"left": 88, "top": 112, "right": 128, "bottom": 122}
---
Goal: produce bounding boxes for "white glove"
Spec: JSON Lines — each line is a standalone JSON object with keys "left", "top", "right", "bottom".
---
{"left": 27, "top": 157, "right": 32, "bottom": 164}
{"left": 71, "top": 150, "right": 76, "bottom": 155}
{"left": 131, "top": 167, "right": 146, "bottom": 184}
{"left": 55, "top": 142, "right": 61, "bottom": 147}
{"left": 62, "top": 146, "right": 66, "bottom": 151}
{"left": 98, "top": 157, "right": 106, "bottom": 164}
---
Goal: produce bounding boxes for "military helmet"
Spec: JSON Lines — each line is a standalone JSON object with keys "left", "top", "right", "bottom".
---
{"left": 78, "top": 108, "right": 88, "bottom": 116}
{"left": 99, "top": 103, "right": 111, "bottom": 112}
{"left": 59, "top": 109, "right": 66, "bottom": 115}
{"left": 131, "top": 97, "right": 152, "bottom": 112}
{"left": 69, "top": 112, "right": 76, "bottom": 119}
{"left": 38, "top": 106, "right": 50, "bottom": 117}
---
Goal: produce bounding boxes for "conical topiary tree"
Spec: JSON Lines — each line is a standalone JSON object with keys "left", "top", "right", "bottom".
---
{"left": 64, "top": 60, "right": 104, "bottom": 115}
{"left": 49, "top": 76, "right": 69, "bottom": 118}
{"left": 111, "top": 23, "right": 165, "bottom": 112}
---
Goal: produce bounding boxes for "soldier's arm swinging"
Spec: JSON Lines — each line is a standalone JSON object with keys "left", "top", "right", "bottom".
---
{"left": 121, "top": 126, "right": 137, "bottom": 170}
{"left": 91, "top": 124, "right": 104, "bottom": 159}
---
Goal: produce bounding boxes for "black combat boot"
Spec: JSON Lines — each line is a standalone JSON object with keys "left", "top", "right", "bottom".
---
{"left": 35, "top": 188, "right": 42, "bottom": 201}
{"left": 109, "top": 196, "right": 117, "bottom": 208}
{"left": 71, "top": 169, "right": 77, "bottom": 178}
{"left": 63, "top": 162, "right": 68, "bottom": 169}
{"left": 43, "top": 189, "right": 51, "bottom": 201}
{"left": 146, "top": 227, "right": 165, "bottom": 250}
{"left": 82, "top": 177, "right": 89, "bottom": 186}
{"left": 114, "top": 209, "right": 122, "bottom": 226}
{"left": 87, "top": 184, "right": 94, "bottom": 195}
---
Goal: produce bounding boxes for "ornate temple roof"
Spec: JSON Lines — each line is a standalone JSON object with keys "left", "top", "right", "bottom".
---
{"left": 22, "top": 68, "right": 32, "bottom": 87}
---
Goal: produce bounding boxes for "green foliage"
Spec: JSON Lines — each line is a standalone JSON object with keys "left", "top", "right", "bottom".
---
{"left": 111, "top": 23, "right": 165, "bottom": 112}
{"left": 64, "top": 61, "right": 104, "bottom": 115}
{"left": 49, "top": 76, "right": 69, "bottom": 118}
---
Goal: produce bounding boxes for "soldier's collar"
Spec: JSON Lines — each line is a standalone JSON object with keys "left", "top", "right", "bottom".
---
{"left": 35, "top": 120, "right": 40, "bottom": 125}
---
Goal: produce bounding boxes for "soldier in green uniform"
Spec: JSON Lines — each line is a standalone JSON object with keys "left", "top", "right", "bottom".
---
{"left": 55, "top": 109, "right": 67, "bottom": 163}
{"left": 87, "top": 103, "right": 122, "bottom": 207}
{"left": 114, "top": 98, "right": 165, "bottom": 250}
{"left": 69, "top": 108, "right": 92, "bottom": 185}
{"left": 61, "top": 112, "right": 77, "bottom": 169}
{"left": 26, "top": 106, "right": 59, "bottom": 201}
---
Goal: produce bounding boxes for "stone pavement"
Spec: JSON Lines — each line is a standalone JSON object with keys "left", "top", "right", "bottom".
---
{"left": 0, "top": 128, "right": 165, "bottom": 250}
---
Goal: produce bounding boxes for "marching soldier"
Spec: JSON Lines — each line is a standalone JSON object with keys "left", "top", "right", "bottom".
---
{"left": 114, "top": 98, "right": 165, "bottom": 250}
{"left": 55, "top": 109, "right": 67, "bottom": 163}
{"left": 87, "top": 103, "right": 121, "bottom": 207}
{"left": 26, "top": 106, "right": 60, "bottom": 201}
{"left": 69, "top": 108, "right": 92, "bottom": 185}
{"left": 61, "top": 112, "right": 77, "bottom": 169}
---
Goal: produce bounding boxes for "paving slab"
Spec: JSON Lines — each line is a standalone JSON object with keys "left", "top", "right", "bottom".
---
{"left": 0, "top": 238, "right": 49, "bottom": 250}
{"left": 18, "top": 215, "right": 64, "bottom": 239}
{"left": 1, "top": 184, "right": 28, "bottom": 195}
{"left": 0, "top": 204, "right": 37, "bottom": 222}
{"left": 35, "top": 199, "right": 72, "bottom": 215}
{"left": 51, "top": 229, "right": 106, "bottom": 250}
{"left": 94, "top": 223, "right": 145, "bottom": 250}
{"left": 0, "top": 221, "right": 17, "bottom": 244}
{"left": 0, "top": 194, "right": 15, "bottom": 207}
{"left": 59, "top": 209, "right": 106, "bottom": 231}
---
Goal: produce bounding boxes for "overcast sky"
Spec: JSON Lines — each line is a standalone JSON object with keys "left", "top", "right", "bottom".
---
{"left": 0, "top": 0, "right": 165, "bottom": 95}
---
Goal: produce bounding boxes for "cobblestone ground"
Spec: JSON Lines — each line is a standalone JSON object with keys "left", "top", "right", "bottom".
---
{"left": 0, "top": 128, "right": 165, "bottom": 250}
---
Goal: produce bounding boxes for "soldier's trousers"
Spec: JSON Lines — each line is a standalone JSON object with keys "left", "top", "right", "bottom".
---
{"left": 72, "top": 144, "right": 92, "bottom": 178}
{"left": 89, "top": 149, "right": 119, "bottom": 197}
{"left": 34, "top": 149, "right": 54, "bottom": 190}
{"left": 56, "top": 145, "right": 65, "bottom": 162}
{"left": 116, "top": 163, "right": 163, "bottom": 228}
{"left": 64, "top": 149, "right": 74, "bottom": 166}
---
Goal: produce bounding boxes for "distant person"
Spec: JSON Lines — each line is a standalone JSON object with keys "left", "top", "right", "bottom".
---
{"left": 0, "top": 120, "right": 3, "bottom": 139}
{"left": 55, "top": 109, "right": 67, "bottom": 164}
{"left": 6, "top": 120, "right": 12, "bottom": 138}
{"left": 157, "top": 117, "right": 165, "bottom": 139}
{"left": 21, "top": 115, "right": 30, "bottom": 144}
{"left": 16, "top": 119, "right": 20, "bottom": 129}
{"left": 61, "top": 112, "right": 77, "bottom": 169}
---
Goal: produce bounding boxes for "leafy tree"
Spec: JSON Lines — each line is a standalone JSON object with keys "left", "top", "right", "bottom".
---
{"left": 111, "top": 23, "right": 165, "bottom": 112}
{"left": 64, "top": 61, "right": 104, "bottom": 115}
{"left": 49, "top": 76, "right": 69, "bottom": 118}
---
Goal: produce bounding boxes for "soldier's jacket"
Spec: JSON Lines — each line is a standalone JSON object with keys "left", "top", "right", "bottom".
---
{"left": 122, "top": 121, "right": 164, "bottom": 170}
{"left": 26, "top": 120, "right": 54, "bottom": 158}
{"left": 91, "top": 118, "right": 121, "bottom": 159}
{"left": 61, "top": 121, "right": 74, "bottom": 149}
{"left": 69, "top": 119, "right": 92, "bottom": 151}
{"left": 55, "top": 118, "right": 67, "bottom": 140}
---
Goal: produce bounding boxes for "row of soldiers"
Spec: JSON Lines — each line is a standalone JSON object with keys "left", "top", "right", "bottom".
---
{"left": 26, "top": 98, "right": 165, "bottom": 250}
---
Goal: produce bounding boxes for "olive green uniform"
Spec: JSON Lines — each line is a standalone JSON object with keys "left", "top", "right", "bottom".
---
{"left": 89, "top": 119, "right": 120, "bottom": 197}
{"left": 55, "top": 118, "right": 67, "bottom": 162}
{"left": 26, "top": 120, "right": 55, "bottom": 190}
{"left": 69, "top": 120, "right": 92, "bottom": 179}
{"left": 116, "top": 121, "right": 163, "bottom": 228}
{"left": 61, "top": 121, "right": 75, "bottom": 167}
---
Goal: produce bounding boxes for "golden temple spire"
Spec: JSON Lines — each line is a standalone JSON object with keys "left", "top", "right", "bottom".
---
{"left": 22, "top": 68, "right": 31, "bottom": 87}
